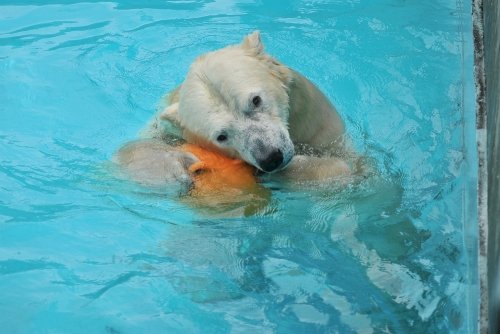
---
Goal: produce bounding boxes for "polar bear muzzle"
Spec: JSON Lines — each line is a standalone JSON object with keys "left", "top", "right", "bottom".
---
{"left": 257, "top": 149, "right": 284, "bottom": 172}
{"left": 242, "top": 127, "right": 294, "bottom": 173}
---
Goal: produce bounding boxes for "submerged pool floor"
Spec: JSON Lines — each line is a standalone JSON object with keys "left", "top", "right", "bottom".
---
{"left": 0, "top": 1, "right": 478, "bottom": 333}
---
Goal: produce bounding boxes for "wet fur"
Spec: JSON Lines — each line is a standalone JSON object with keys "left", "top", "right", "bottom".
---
{"left": 117, "top": 31, "right": 354, "bottom": 192}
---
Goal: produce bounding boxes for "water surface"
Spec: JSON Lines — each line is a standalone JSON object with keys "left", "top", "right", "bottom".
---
{"left": 0, "top": 1, "right": 477, "bottom": 333}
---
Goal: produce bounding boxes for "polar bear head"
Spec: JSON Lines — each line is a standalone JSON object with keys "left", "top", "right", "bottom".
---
{"left": 172, "top": 31, "right": 295, "bottom": 173}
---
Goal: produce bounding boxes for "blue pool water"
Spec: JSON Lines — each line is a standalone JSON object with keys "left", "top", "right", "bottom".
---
{"left": 0, "top": 1, "right": 478, "bottom": 333}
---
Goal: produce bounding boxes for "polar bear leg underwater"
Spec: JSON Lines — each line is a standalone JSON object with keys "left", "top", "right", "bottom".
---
{"left": 115, "top": 139, "right": 198, "bottom": 194}
{"left": 116, "top": 31, "right": 353, "bottom": 191}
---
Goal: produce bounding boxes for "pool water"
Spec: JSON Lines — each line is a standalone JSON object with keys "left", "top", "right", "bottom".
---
{"left": 0, "top": 1, "right": 478, "bottom": 333}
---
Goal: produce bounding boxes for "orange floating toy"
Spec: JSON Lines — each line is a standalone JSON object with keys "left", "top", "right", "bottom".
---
{"left": 180, "top": 144, "right": 258, "bottom": 196}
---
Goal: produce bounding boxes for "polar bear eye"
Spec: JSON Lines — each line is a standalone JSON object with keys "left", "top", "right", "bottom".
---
{"left": 216, "top": 133, "right": 228, "bottom": 143}
{"left": 252, "top": 95, "right": 262, "bottom": 108}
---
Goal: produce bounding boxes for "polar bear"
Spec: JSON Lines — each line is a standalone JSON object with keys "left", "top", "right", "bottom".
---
{"left": 116, "top": 31, "right": 354, "bottom": 192}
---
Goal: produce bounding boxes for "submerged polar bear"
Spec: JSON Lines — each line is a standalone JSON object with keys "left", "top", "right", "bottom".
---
{"left": 117, "top": 31, "right": 355, "bottom": 192}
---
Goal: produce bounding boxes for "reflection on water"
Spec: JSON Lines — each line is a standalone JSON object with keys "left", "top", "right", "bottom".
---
{"left": 89, "top": 164, "right": 465, "bottom": 332}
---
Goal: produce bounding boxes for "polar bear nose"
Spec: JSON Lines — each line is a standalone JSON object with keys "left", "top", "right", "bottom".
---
{"left": 258, "top": 149, "right": 283, "bottom": 172}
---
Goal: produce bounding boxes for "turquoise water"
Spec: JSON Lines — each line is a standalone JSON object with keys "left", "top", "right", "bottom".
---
{"left": 0, "top": 1, "right": 478, "bottom": 333}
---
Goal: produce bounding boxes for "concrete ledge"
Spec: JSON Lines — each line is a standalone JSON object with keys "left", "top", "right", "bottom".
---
{"left": 476, "top": 0, "right": 500, "bottom": 333}
{"left": 485, "top": 0, "right": 500, "bottom": 332}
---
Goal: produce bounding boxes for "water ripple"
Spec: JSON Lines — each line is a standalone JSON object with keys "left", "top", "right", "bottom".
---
{"left": 125, "top": 14, "right": 241, "bottom": 33}
{"left": 2, "top": 20, "right": 75, "bottom": 35}
{"left": 0, "top": 21, "right": 111, "bottom": 48}
{"left": 82, "top": 270, "right": 149, "bottom": 300}
{"left": 0, "top": 259, "right": 64, "bottom": 275}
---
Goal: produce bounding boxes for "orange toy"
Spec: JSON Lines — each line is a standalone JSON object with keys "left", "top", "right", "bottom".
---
{"left": 180, "top": 144, "right": 258, "bottom": 196}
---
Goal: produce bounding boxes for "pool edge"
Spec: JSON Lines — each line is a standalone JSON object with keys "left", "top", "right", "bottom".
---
{"left": 472, "top": 0, "right": 488, "bottom": 333}
{"left": 474, "top": 0, "right": 500, "bottom": 333}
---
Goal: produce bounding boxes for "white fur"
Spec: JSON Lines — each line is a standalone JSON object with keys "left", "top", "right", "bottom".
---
{"left": 115, "top": 139, "right": 198, "bottom": 194}
{"left": 170, "top": 32, "right": 347, "bottom": 162}
{"left": 119, "top": 31, "right": 353, "bottom": 187}
{"left": 174, "top": 32, "right": 294, "bottom": 171}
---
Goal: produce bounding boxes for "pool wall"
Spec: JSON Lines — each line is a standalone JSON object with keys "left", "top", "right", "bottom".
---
{"left": 484, "top": 0, "right": 500, "bottom": 333}
{"left": 477, "top": 0, "right": 500, "bottom": 333}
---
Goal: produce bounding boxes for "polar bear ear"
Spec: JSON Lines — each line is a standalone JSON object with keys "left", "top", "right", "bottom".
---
{"left": 241, "top": 30, "right": 264, "bottom": 55}
{"left": 160, "top": 102, "right": 181, "bottom": 126}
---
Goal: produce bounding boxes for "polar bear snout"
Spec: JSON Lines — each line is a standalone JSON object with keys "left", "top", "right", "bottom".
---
{"left": 251, "top": 143, "right": 294, "bottom": 173}
{"left": 242, "top": 124, "right": 294, "bottom": 173}
{"left": 257, "top": 149, "right": 284, "bottom": 173}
